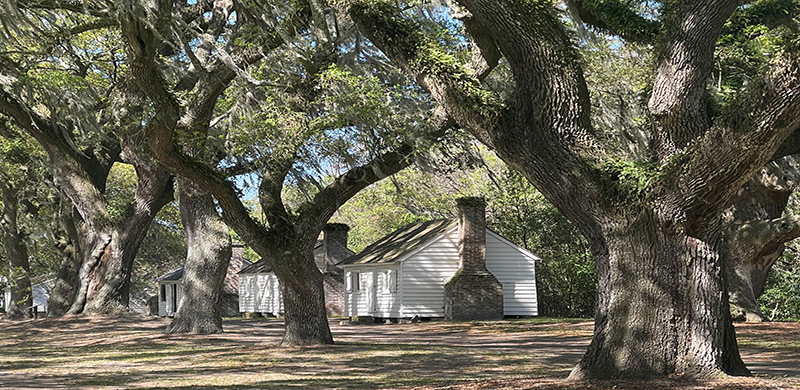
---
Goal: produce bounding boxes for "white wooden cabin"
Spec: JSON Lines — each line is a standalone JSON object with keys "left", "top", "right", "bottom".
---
{"left": 238, "top": 262, "right": 284, "bottom": 316}
{"left": 341, "top": 219, "right": 540, "bottom": 319}
{"left": 157, "top": 267, "right": 183, "bottom": 317}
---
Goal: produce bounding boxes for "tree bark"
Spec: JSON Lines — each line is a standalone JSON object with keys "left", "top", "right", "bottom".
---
{"left": 1, "top": 182, "right": 32, "bottom": 320}
{"left": 272, "top": 246, "right": 334, "bottom": 346}
{"left": 69, "top": 140, "right": 174, "bottom": 315}
{"left": 47, "top": 202, "right": 84, "bottom": 317}
{"left": 569, "top": 207, "right": 748, "bottom": 379}
{"left": 167, "top": 179, "right": 231, "bottom": 334}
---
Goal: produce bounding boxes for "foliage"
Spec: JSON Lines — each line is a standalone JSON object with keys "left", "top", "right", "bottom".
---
{"left": 0, "top": 121, "right": 61, "bottom": 279}
{"left": 758, "top": 188, "right": 800, "bottom": 321}
{"left": 758, "top": 252, "right": 800, "bottom": 321}
{"left": 489, "top": 170, "right": 596, "bottom": 318}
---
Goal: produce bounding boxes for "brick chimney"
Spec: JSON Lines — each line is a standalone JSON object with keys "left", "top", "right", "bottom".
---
{"left": 322, "top": 223, "right": 350, "bottom": 272}
{"left": 226, "top": 243, "right": 246, "bottom": 293}
{"left": 322, "top": 223, "right": 350, "bottom": 316}
{"left": 444, "top": 197, "right": 503, "bottom": 321}
{"left": 457, "top": 197, "right": 489, "bottom": 274}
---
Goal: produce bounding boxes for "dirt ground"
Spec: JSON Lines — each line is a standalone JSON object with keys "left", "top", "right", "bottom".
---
{"left": 0, "top": 315, "right": 798, "bottom": 389}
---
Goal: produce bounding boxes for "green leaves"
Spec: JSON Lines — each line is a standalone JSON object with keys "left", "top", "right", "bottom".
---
{"left": 714, "top": 0, "right": 800, "bottom": 109}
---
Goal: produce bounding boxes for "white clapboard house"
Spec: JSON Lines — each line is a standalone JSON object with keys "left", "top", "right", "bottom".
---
{"left": 157, "top": 243, "right": 251, "bottom": 317}
{"left": 238, "top": 224, "right": 354, "bottom": 317}
{"left": 341, "top": 199, "right": 540, "bottom": 320}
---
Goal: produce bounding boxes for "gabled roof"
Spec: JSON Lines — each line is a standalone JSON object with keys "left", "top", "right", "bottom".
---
{"left": 239, "top": 259, "right": 271, "bottom": 274}
{"left": 340, "top": 219, "right": 457, "bottom": 265}
{"left": 157, "top": 266, "right": 184, "bottom": 281}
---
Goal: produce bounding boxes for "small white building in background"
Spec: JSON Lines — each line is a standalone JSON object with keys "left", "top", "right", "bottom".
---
{"left": 2, "top": 277, "right": 53, "bottom": 315}
{"left": 340, "top": 218, "right": 540, "bottom": 319}
{"left": 237, "top": 261, "right": 283, "bottom": 316}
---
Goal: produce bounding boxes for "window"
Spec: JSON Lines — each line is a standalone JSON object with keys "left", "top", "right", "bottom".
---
{"left": 347, "top": 271, "right": 361, "bottom": 292}
{"left": 383, "top": 269, "right": 397, "bottom": 294}
{"left": 160, "top": 284, "right": 166, "bottom": 302}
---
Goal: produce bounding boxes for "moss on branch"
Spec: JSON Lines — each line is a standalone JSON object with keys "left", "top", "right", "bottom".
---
{"left": 345, "top": 0, "right": 504, "bottom": 123}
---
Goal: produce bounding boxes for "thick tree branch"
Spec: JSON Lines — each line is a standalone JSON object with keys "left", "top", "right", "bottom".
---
{"left": 295, "top": 142, "right": 415, "bottom": 239}
{"left": 727, "top": 216, "right": 800, "bottom": 262}
{"left": 0, "top": 89, "right": 111, "bottom": 225}
{"left": 343, "top": 0, "right": 613, "bottom": 241}
{"left": 664, "top": 50, "right": 800, "bottom": 233}
{"left": 648, "top": 0, "right": 741, "bottom": 158}
{"left": 450, "top": 6, "right": 501, "bottom": 80}
{"left": 564, "top": 0, "right": 660, "bottom": 44}
{"left": 119, "top": 6, "right": 283, "bottom": 259}
{"left": 258, "top": 158, "right": 294, "bottom": 232}
{"left": 344, "top": 1, "right": 503, "bottom": 146}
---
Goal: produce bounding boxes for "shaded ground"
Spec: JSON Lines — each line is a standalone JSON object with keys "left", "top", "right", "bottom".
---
{"left": 0, "top": 315, "right": 797, "bottom": 389}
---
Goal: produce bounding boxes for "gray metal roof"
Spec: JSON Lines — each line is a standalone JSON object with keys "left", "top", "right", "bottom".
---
{"left": 237, "top": 240, "right": 353, "bottom": 274}
{"left": 157, "top": 266, "right": 184, "bottom": 281}
{"left": 340, "top": 219, "right": 457, "bottom": 265}
{"left": 238, "top": 259, "right": 271, "bottom": 274}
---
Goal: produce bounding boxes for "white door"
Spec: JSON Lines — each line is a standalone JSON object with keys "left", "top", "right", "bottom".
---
{"left": 364, "top": 269, "right": 377, "bottom": 314}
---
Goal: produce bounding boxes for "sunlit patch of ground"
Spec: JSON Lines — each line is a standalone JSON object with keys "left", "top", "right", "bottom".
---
{"left": 0, "top": 314, "right": 797, "bottom": 389}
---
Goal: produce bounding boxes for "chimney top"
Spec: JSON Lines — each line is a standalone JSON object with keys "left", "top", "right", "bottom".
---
{"left": 456, "top": 197, "right": 486, "bottom": 208}
{"left": 324, "top": 223, "right": 351, "bottom": 232}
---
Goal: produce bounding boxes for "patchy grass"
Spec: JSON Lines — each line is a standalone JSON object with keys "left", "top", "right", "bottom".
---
{"left": 735, "top": 321, "right": 800, "bottom": 351}
{"left": 0, "top": 315, "right": 798, "bottom": 389}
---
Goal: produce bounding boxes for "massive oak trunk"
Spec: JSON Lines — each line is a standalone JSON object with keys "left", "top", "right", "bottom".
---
{"left": 0, "top": 89, "right": 174, "bottom": 315}
{"left": 1, "top": 183, "right": 32, "bottom": 320}
{"left": 68, "top": 143, "right": 174, "bottom": 315}
{"left": 570, "top": 207, "right": 748, "bottom": 379}
{"left": 724, "top": 156, "right": 800, "bottom": 322}
{"left": 167, "top": 179, "right": 231, "bottom": 334}
{"left": 271, "top": 245, "right": 333, "bottom": 346}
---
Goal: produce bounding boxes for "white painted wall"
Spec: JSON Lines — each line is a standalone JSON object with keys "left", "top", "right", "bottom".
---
{"left": 398, "top": 228, "right": 460, "bottom": 317}
{"left": 239, "top": 273, "right": 283, "bottom": 315}
{"left": 158, "top": 282, "right": 181, "bottom": 317}
{"left": 485, "top": 231, "right": 539, "bottom": 316}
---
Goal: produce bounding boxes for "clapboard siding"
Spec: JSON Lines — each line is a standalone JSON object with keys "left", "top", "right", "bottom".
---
{"left": 158, "top": 282, "right": 181, "bottom": 317}
{"left": 239, "top": 273, "right": 283, "bottom": 314}
{"left": 345, "top": 267, "right": 370, "bottom": 316}
{"left": 397, "top": 229, "right": 459, "bottom": 317}
{"left": 239, "top": 275, "right": 256, "bottom": 312}
{"left": 485, "top": 231, "right": 539, "bottom": 316}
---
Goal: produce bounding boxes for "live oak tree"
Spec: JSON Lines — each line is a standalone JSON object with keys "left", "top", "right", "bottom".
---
{"left": 338, "top": 0, "right": 800, "bottom": 380}
{"left": 0, "top": 10, "right": 174, "bottom": 314}
{"left": 573, "top": 5, "right": 800, "bottom": 323}
{"left": 114, "top": 0, "right": 436, "bottom": 344}
{"left": 0, "top": 120, "right": 36, "bottom": 319}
